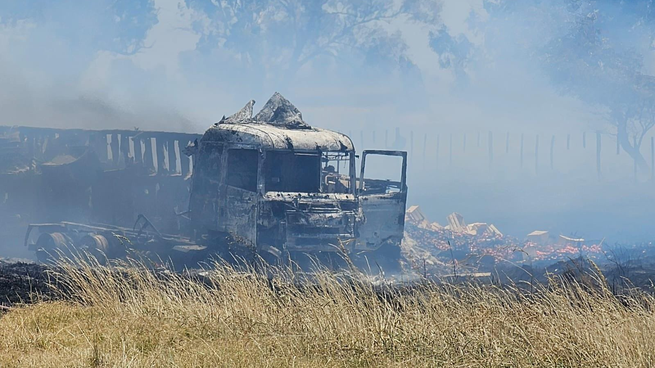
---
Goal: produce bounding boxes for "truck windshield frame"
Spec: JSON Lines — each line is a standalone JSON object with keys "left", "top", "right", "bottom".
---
{"left": 263, "top": 149, "right": 355, "bottom": 194}
{"left": 320, "top": 151, "right": 355, "bottom": 194}
{"left": 226, "top": 148, "right": 259, "bottom": 192}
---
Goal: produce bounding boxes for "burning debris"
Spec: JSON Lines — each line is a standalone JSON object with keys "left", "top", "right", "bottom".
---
{"left": 527, "top": 230, "right": 550, "bottom": 245}
{"left": 523, "top": 233, "right": 602, "bottom": 263}
{"left": 402, "top": 206, "right": 603, "bottom": 275}
{"left": 402, "top": 206, "right": 514, "bottom": 276}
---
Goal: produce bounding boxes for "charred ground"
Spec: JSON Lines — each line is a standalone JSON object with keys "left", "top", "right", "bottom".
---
{"left": 0, "top": 261, "right": 54, "bottom": 308}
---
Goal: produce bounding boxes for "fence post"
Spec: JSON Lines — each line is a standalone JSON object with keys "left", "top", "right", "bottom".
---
{"left": 410, "top": 131, "right": 414, "bottom": 159}
{"left": 422, "top": 133, "right": 427, "bottom": 168}
{"left": 449, "top": 133, "right": 453, "bottom": 166}
{"left": 634, "top": 136, "right": 638, "bottom": 183}
{"left": 596, "top": 131, "right": 602, "bottom": 181}
{"left": 535, "top": 134, "right": 540, "bottom": 175}
{"left": 550, "top": 135, "right": 555, "bottom": 170}
{"left": 436, "top": 133, "right": 440, "bottom": 169}
{"left": 520, "top": 133, "right": 524, "bottom": 169}
{"left": 488, "top": 131, "right": 494, "bottom": 167}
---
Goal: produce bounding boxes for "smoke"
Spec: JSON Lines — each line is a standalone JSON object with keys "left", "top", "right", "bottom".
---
{"left": 0, "top": 0, "right": 585, "bottom": 130}
{"left": 1, "top": 0, "right": 655, "bottom": 242}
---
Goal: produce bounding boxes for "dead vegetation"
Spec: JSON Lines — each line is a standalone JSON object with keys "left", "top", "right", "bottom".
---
{"left": 1, "top": 259, "right": 655, "bottom": 367}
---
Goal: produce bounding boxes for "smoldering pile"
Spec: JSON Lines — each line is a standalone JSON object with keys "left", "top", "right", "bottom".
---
{"left": 401, "top": 206, "right": 521, "bottom": 275}
{"left": 400, "top": 206, "right": 603, "bottom": 276}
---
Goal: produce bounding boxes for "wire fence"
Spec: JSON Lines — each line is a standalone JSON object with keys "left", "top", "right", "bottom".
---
{"left": 346, "top": 128, "right": 655, "bottom": 184}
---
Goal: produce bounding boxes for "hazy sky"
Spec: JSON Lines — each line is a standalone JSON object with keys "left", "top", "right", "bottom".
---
{"left": 0, "top": 0, "right": 595, "bottom": 133}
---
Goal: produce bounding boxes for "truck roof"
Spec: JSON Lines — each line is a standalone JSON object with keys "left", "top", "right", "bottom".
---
{"left": 203, "top": 123, "right": 354, "bottom": 151}
{"left": 200, "top": 93, "right": 355, "bottom": 152}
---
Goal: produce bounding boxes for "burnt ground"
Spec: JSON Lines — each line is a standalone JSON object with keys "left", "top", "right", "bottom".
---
{"left": 0, "top": 261, "right": 56, "bottom": 308}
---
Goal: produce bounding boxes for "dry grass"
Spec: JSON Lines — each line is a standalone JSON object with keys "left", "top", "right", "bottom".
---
{"left": 1, "top": 259, "right": 655, "bottom": 367}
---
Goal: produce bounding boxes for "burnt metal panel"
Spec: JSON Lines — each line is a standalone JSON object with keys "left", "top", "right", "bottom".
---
{"left": 144, "top": 137, "right": 154, "bottom": 171}
{"left": 156, "top": 138, "right": 168, "bottom": 175}
{"left": 133, "top": 137, "right": 143, "bottom": 163}
{"left": 223, "top": 186, "right": 258, "bottom": 247}
{"left": 168, "top": 140, "right": 178, "bottom": 174}
{"left": 355, "top": 193, "right": 406, "bottom": 251}
{"left": 285, "top": 207, "right": 356, "bottom": 251}
{"left": 110, "top": 134, "right": 120, "bottom": 165}
{"left": 181, "top": 154, "right": 191, "bottom": 178}
{"left": 203, "top": 124, "right": 354, "bottom": 152}
{"left": 189, "top": 142, "right": 223, "bottom": 234}
{"left": 120, "top": 133, "right": 131, "bottom": 165}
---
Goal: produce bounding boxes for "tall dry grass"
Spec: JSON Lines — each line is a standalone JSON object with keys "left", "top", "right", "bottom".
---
{"left": 1, "top": 258, "right": 655, "bottom": 367}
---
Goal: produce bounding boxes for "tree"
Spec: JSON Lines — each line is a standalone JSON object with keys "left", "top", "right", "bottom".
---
{"left": 428, "top": 28, "right": 474, "bottom": 80}
{"left": 0, "top": 0, "right": 157, "bottom": 56}
{"left": 184, "top": 0, "right": 443, "bottom": 77}
{"left": 482, "top": 0, "right": 655, "bottom": 169}
{"left": 539, "top": 1, "right": 655, "bottom": 168}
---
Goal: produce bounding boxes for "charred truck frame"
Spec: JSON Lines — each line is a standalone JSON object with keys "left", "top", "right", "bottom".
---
{"left": 18, "top": 93, "right": 408, "bottom": 270}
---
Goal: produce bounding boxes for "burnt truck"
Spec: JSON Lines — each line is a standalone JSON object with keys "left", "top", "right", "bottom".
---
{"left": 18, "top": 93, "right": 408, "bottom": 270}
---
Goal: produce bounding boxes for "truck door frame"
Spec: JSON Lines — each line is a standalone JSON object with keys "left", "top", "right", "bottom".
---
{"left": 355, "top": 150, "right": 408, "bottom": 251}
{"left": 358, "top": 150, "right": 408, "bottom": 195}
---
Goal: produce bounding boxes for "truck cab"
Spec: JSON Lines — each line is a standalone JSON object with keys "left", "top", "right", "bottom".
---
{"left": 188, "top": 93, "right": 408, "bottom": 266}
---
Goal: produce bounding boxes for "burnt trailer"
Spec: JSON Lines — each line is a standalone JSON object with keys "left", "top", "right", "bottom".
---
{"left": 20, "top": 93, "right": 408, "bottom": 271}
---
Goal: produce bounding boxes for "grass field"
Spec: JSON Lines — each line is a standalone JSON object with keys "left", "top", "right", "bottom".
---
{"left": 1, "top": 260, "right": 655, "bottom": 367}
